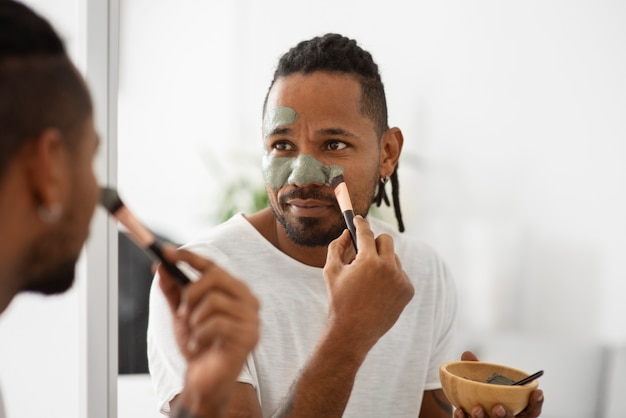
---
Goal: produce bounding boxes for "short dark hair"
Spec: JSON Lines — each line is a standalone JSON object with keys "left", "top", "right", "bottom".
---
{"left": 0, "top": 0, "right": 93, "bottom": 178}
{"left": 263, "top": 33, "right": 389, "bottom": 138}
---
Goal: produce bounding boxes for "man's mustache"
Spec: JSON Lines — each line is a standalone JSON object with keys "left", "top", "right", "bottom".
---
{"left": 279, "top": 187, "right": 338, "bottom": 207}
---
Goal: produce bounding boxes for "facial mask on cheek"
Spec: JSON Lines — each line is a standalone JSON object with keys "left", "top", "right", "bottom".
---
{"left": 262, "top": 154, "right": 344, "bottom": 190}
{"left": 262, "top": 155, "right": 294, "bottom": 190}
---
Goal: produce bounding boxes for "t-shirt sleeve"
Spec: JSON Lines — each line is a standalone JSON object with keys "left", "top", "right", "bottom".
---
{"left": 237, "top": 353, "right": 262, "bottom": 405}
{"left": 147, "top": 274, "right": 186, "bottom": 416}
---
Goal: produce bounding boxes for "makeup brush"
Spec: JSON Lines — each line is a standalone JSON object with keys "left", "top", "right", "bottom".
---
{"left": 330, "top": 174, "right": 358, "bottom": 252}
{"left": 99, "top": 186, "right": 191, "bottom": 286}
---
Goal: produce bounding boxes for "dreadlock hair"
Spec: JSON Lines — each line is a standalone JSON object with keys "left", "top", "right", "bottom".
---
{"left": 263, "top": 33, "right": 405, "bottom": 232}
{"left": 373, "top": 163, "right": 404, "bottom": 232}
{"left": 0, "top": 0, "right": 93, "bottom": 179}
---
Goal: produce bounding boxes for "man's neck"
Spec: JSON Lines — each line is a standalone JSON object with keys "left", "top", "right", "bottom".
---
{"left": 244, "top": 209, "right": 329, "bottom": 268}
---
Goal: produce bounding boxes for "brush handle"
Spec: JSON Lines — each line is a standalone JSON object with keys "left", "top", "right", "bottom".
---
{"left": 343, "top": 210, "right": 358, "bottom": 253}
{"left": 148, "top": 240, "right": 191, "bottom": 286}
{"left": 512, "top": 370, "right": 544, "bottom": 386}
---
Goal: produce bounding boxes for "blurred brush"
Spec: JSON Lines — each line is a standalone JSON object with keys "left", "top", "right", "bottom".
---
{"left": 99, "top": 186, "right": 191, "bottom": 286}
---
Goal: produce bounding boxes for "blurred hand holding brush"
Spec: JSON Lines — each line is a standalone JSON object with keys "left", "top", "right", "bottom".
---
{"left": 99, "top": 186, "right": 260, "bottom": 416}
{"left": 157, "top": 245, "right": 260, "bottom": 416}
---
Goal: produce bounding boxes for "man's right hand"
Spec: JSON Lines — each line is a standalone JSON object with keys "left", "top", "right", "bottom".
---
{"left": 323, "top": 215, "right": 414, "bottom": 352}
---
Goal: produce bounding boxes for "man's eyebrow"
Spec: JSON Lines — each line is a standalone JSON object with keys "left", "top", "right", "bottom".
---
{"left": 266, "top": 127, "right": 357, "bottom": 138}
{"left": 267, "top": 127, "right": 293, "bottom": 137}
{"left": 318, "top": 128, "right": 356, "bottom": 138}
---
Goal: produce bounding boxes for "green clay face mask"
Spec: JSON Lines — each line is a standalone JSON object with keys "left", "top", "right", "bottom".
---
{"left": 262, "top": 105, "right": 343, "bottom": 189}
{"left": 262, "top": 154, "right": 344, "bottom": 190}
{"left": 263, "top": 106, "right": 298, "bottom": 138}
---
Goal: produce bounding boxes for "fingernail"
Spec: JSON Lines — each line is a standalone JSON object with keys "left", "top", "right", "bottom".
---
{"left": 494, "top": 405, "right": 506, "bottom": 417}
{"left": 472, "top": 407, "right": 484, "bottom": 418}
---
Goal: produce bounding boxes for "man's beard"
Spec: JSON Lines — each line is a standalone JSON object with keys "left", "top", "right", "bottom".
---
{"left": 20, "top": 225, "right": 79, "bottom": 295}
{"left": 22, "top": 259, "right": 77, "bottom": 295}
{"left": 272, "top": 188, "right": 348, "bottom": 247}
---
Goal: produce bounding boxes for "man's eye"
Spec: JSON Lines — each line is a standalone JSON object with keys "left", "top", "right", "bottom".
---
{"left": 327, "top": 141, "right": 348, "bottom": 151}
{"left": 273, "top": 141, "right": 294, "bottom": 151}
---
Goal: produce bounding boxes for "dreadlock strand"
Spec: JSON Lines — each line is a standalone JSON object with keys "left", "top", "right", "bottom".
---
{"left": 374, "top": 182, "right": 384, "bottom": 206}
{"left": 390, "top": 167, "right": 405, "bottom": 232}
{"left": 374, "top": 177, "right": 387, "bottom": 207}
{"left": 372, "top": 166, "right": 404, "bottom": 232}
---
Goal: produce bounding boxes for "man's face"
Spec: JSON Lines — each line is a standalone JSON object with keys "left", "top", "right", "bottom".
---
{"left": 262, "top": 72, "right": 381, "bottom": 247}
{"left": 23, "top": 117, "right": 100, "bottom": 294}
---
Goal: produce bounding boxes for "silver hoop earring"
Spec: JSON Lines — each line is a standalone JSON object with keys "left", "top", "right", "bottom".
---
{"left": 380, "top": 175, "right": 390, "bottom": 185}
{"left": 38, "top": 203, "right": 63, "bottom": 223}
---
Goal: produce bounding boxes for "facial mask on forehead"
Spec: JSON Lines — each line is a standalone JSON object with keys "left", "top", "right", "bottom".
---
{"left": 262, "top": 154, "right": 344, "bottom": 190}
{"left": 263, "top": 106, "right": 298, "bottom": 137}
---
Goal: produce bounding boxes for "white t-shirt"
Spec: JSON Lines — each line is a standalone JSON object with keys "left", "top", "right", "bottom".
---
{"left": 148, "top": 213, "right": 457, "bottom": 417}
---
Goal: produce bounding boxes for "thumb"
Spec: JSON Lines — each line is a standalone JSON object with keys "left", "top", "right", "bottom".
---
{"left": 461, "top": 351, "right": 479, "bottom": 361}
{"left": 326, "top": 229, "right": 352, "bottom": 271}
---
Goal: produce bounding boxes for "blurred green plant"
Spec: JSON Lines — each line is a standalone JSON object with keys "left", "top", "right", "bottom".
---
{"left": 216, "top": 178, "right": 269, "bottom": 223}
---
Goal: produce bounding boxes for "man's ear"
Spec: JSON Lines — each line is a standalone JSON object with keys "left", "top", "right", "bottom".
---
{"left": 26, "top": 128, "right": 68, "bottom": 209}
{"left": 380, "top": 127, "right": 404, "bottom": 176}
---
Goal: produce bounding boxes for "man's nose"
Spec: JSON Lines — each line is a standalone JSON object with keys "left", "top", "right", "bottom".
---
{"left": 287, "top": 154, "right": 329, "bottom": 187}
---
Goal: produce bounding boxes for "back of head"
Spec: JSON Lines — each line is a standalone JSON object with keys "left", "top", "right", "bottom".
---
{"left": 265, "top": 33, "right": 389, "bottom": 138}
{"left": 0, "top": 0, "right": 92, "bottom": 179}
{"left": 0, "top": 0, "right": 65, "bottom": 55}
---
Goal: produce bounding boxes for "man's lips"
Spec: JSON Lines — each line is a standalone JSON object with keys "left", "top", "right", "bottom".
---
{"left": 285, "top": 198, "right": 337, "bottom": 217}
{"left": 287, "top": 198, "right": 333, "bottom": 208}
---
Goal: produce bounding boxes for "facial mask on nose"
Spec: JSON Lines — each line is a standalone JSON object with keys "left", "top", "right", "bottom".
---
{"left": 262, "top": 154, "right": 344, "bottom": 190}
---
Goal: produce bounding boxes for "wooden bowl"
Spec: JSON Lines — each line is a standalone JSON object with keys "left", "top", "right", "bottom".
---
{"left": 439, "top": 361, "right": 539, "bottom": 417}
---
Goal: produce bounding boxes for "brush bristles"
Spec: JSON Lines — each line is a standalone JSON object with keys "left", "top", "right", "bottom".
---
{"left": 330, "top": 174, "right": 345, "bottom": 189}
{"left": 99, "top": 186, "right": 124, "bottom": 214}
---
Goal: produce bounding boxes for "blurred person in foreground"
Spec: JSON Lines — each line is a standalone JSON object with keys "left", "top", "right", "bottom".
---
{"left": 0, "top": 1, "right": 259, "bottom": 417}
{"left": 148, "top": 33, "right": 544, "bottom": 418}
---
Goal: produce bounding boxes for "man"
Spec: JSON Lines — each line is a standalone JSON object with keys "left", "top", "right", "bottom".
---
{"left": 148, "top": 34, "right": 544, "bottom": 417}
{"left": 0, "top": 1, "right": 259, "bottom": 417}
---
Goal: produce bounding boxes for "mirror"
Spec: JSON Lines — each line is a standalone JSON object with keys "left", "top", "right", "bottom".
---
{"left": 116, "top": 2, "right": 626, "bottom": 417}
